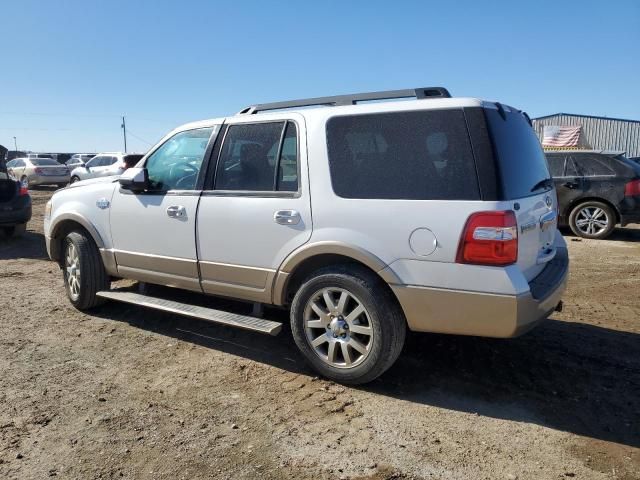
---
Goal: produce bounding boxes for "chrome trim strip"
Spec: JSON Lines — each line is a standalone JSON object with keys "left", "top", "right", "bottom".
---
{"left": 117, "top": 266, "right": 202, "bottom": 292}
{"left": 113, "top": 250, "right": 198, "bottom": 278}
{"left": 199, "top": 261, "right": 274, "bottom": 289}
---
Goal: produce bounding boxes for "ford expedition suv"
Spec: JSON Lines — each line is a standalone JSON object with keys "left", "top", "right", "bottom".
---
{"left": 44, "top": 87, "right": 568, "bottom": 384}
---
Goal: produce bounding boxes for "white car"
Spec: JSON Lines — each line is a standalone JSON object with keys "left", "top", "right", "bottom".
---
{"left": 44, "top": 87, "right": 568, "bottom": 384}
{"left": 69, "top": 152, "right": 143, "bottom": 183}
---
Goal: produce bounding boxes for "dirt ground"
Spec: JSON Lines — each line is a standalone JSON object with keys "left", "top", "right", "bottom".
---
{"left": 1, "top": 188, "right": 638, "bottom": 480}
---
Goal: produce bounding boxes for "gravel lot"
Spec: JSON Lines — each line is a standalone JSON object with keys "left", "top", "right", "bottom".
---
{"left": 1, "top": 188, "right": 639, "bottom": 480}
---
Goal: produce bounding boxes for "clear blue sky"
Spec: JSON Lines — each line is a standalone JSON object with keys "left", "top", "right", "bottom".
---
{"left": 2, "top": 0, "right": 638, "bottom": 153}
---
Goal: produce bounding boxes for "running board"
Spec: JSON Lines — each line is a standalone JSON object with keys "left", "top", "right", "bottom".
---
{"left": 96, "top": 291, "right": 282, "bottom": 336}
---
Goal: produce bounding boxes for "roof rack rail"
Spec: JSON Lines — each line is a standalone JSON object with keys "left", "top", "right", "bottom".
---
{"left": 238, "top": 87, "right": 451, "bottom": 115}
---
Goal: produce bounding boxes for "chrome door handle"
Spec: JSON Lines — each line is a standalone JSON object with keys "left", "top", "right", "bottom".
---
{"left": 274, "top": 209, "right": 301, "bottom": 225}
{"left": 166, "top": 205, "right": 187, "bottom": 218}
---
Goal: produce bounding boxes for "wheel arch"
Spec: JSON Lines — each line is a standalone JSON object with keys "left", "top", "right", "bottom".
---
{"left": 272, "top": 242, "right": 401, "bottom": 306}
{"left": 49, "top": 214, "right": 105, "bottom": 264}
{"left": 565, "top": 196, "right": 621, "bottom": 224}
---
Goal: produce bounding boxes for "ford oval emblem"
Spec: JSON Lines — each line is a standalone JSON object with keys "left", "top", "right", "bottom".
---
{"left": 545, "top": 195, "right": 552, "bottom": 208}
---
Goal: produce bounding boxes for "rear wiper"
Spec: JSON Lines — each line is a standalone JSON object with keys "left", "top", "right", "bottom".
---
{"left": 530, "top": 177, "right": 553, "bottom": 192}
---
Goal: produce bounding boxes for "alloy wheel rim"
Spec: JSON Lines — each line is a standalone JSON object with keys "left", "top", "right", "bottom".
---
{"left": 576, "top": 206, "right": 609, "bottom": 236}
{"left": 65, "top": 243, "right": 81, "bottom": 300}
{"left": 303, "top": 287, "right": 374, "bottom": 369}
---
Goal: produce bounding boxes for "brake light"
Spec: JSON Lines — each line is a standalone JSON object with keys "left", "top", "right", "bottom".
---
{"left": 624, "top": 179, "right": 640, "bottom": 197}
{"left": 457, "top": 210, "right": 518, "bottom": 266}
{"left": 19, "top": 184, "right": 29, "bottom": 196}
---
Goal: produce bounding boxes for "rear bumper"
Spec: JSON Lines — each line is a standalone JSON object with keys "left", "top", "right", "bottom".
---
{"left": 0, "top": 198, "right": 32, "bottom": 226}
{"left": 391, "top": 247, "right": 569, "bottom": 338}
{"left": 29, "top": 175, "right": 69, "bottom": 185}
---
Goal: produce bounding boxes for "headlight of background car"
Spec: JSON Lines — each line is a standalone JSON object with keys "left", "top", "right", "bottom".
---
{"left": 45, "top": 200, "right": 52, "bottom": 219}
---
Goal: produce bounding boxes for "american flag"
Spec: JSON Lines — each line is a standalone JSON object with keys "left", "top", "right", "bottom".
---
{"left": 542, "top": 125, "right": 582, "bottom": 147}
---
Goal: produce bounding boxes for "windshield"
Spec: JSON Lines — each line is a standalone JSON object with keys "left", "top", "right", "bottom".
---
{"left": 31, "top": 158, "right": 59, "bottom": 166}
{"left": 484, "top": 107, "right": 551, "bottom": 199}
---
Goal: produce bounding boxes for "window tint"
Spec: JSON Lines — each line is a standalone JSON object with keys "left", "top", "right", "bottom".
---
{"left": 145, "top": 127, "right": 213, "bottom": 191}
{"left": 565, "top": 157, "right": 580, "bottom": 177}
{"left": 572, "top": 154, "right": 615, "bottom": 176}
{"left": 484, "top": 108, "right": 551, "bottom": 198}
{"left": 215, "top": 121, "right": 299, "bottom": 192}
{"left": 277, "top": 122, "right": 298, "bottom": 191}
{"left": 31, "top": 158, "right": 58, "bottom": 166}
{"left": 86, "top": 156, "right": 102, "bottom": 168}
{"left": 546, "top": 155, "right": 566, "bottom": 177}
{"left": 326, "top": 109, "right": 479, "bottom": 200}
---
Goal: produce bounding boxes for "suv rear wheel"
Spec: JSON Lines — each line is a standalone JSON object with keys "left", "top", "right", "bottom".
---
{"left": 62, "top": 230, "right": 109, "bottom": 310}
{"left": 569, "top": 201, "right": 616, "bottom": 239}
{"left": 290, "top": 265, "right": 406, "bottom": 384}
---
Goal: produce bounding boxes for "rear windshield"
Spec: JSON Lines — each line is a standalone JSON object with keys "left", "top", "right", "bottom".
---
{"left": 326, "top": 109, "right": 480, "bottom": 200}
{"left": 484, "top": 107, "right": 551, "bottom": 199}
{"left": 31, "top": 158, "right": 59, "bottom": 166}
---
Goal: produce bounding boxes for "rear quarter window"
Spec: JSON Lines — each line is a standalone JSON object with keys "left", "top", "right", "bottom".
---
{"left": 484, "top": 108, "right": 551, "bottom": 199}
{"left": 326, "top": 109, "right": 480, "bottom": 200}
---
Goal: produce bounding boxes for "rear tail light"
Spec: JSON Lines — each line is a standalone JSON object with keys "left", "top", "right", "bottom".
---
{"left": 624, "top": 179, "right": 640, "bottom": 197}
{"left": 34, "top": 167, "right": 44, "bottom": 174}
{"left": 457, "top": 210, "right": 518, "bottom": 266}
{"left": 19, "top": 184, "right": 29, "bottom": 196}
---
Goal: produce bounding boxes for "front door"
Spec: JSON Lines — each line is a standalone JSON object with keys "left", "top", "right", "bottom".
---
{"left": 196, "top": 114, "right": 312, "bottom": 302}
{"left": 109, "top": 125, "right": 218, "bottom": 291}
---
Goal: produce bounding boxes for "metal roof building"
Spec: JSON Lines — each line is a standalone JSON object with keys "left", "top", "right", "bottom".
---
{"left": 532, "top": 113, "right": 640, "bottom": 157}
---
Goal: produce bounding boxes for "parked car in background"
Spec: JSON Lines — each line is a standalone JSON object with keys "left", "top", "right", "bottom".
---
{"left": 0, "top": 161, "right": 31, "bottom": 237}
{"left": 69, "top": 152, "right": 143, "bottom": 184}
{"left": 27, "top": 153, "right": 59, "bottom": 162}
{"left": 45, "top": 87, "right": 568, "bottom": 384}
{"left": 546, "top": 150, "right": 640, "bottom": 239}
{"left": 66, "top": 153, "right": 96, "bottom": 169}
{"left": 6, "top": 158, "right": 70, "bottom": 188}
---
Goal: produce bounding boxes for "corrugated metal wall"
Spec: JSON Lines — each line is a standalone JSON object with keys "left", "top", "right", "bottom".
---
{"left": 532, "top": 114, "right": 640, "bottom": 157}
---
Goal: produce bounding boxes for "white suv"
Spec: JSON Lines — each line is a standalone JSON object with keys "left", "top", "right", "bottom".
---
{"left": 69, "top": 152, "right": 144, "bottom": 184}
{"left": 44, "top": 87, "right": 568, "bottom": 384}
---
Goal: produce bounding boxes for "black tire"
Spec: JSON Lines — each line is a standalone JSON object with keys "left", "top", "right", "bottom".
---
{"left": 568, "top": 201, "right": 616, "bottom": 239}
{"left": 290, "top": 265, "right": 406, "bottom": 385}
{"left": 70, "top": 176, "right": 80, "bottom": 184}
{"left": 57, "top": 183, "right": 67, "bottom": 189}
{"left": 3, "top": 224, "right": 26, "bottom": 237}
{"left": 62, "top": 230, "right": 109, "bottom": 310}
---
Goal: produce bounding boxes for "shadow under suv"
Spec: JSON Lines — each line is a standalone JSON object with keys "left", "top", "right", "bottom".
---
{"left": 546, "top": 150, "right": 640, "bottom": 239}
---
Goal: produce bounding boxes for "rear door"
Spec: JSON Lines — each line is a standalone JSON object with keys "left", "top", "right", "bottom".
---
{"left": 196, "top": 114, "right": 311, "bottom": 303}
{"left": 483, "top": 106, "right": 558, "bottom": 281}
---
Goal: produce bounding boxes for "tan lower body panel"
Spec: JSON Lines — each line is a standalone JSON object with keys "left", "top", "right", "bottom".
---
{"left": 391, "top": 283, "right": 564, "bottom": 338}
{"left": 199, "top": 262, "right": 276, "bottom": 303}
{"left": 113, "top": 250, "right": 201, "bottom": 292}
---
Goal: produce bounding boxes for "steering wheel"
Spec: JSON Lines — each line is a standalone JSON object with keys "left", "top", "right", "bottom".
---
{"left": 169, "top": 161, "right": 199, "bottom": 190}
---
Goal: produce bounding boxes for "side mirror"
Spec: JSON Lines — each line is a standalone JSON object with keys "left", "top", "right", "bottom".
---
{"left": 118, "top": 167, "right": 148, "bottom": 192}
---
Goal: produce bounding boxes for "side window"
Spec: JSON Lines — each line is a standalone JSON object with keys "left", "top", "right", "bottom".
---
{"left": 573, "top": 154, "right": 615, "bottom": 176}
{"left": 145, "top": 127, "right": 213, "bottom": 191}
{"left": 326, "top": 109, "right": 479, "bottom": 200}
{"left": 547, "top": 155, "right": 566, "bottom": 177}
{"left": 215, "top": 121, "right": 299, "bottom": 192}
{"left": 277, "top": 122, "right": 298, "bottom": 191}
{"left": 106, "top": 156, "right": 118, "bottom": 166}
{"left": 86, "top": 156, "right": 101, "bottom": 168}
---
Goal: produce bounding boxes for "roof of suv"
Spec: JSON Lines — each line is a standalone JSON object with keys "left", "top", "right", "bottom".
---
{"left": 169, "top": 87, "right": 516, "bottom": 138}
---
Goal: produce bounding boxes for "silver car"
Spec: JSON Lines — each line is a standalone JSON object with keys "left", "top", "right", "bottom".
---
{"left": 69, "top": 152, "right": 143, "bottom": 184}
{"left": 6, "top": 157, "right": 70, "bottom": 188}
{"left": 66, "top": 154, "right": 96, "bottom": 170}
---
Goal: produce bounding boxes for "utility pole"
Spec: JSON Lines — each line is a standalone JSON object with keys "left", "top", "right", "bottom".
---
{"left": 121, "top": 116, "right": 127, "bottom": 153}
{"left": 13, "top": 136, "right": 18, "bottom": 151}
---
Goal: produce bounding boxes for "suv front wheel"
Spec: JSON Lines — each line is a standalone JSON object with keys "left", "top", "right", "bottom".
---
{"left": 290, "top": 265, "right": 406, "bottom": 385}
{"left": 62, "top": 230, "right": 109, "bottom": 310}
{"left": 568, "top": 201, "right": 616, "bottom": 239}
